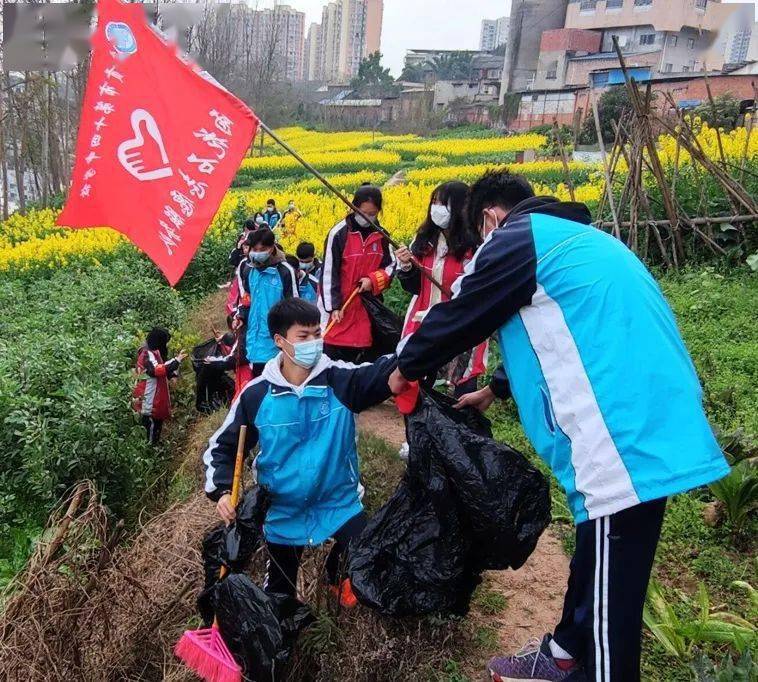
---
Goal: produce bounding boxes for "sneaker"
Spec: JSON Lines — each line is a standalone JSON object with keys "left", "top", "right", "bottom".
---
{"left": 329, "top": 578, "right": 359, "bottom": 608}
{"left": 487, "top": 635, "right": 585, "bottom": 682}
{"left": 398, "top": 442, "right": 409, "bottom": 461}
{"left": 217, "top": 281, "right": 232, "bottom": 289}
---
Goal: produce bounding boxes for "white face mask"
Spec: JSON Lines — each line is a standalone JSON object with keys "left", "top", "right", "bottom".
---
{"left": 480, "top": 209, "right": 499, "bottom": 239}
{"left": 430, "top": 205, "right": 451, "bottom": 229}
{"left": 354, "top": 213, "right": 372, "bottom": 228}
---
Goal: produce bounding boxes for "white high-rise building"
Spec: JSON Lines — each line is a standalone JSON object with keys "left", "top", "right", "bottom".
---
{"left": 248, "top": 4, "right": 306, "bottom": 81}
{"left": 724, "top": 25, "right": 755, "bottom": 63}
{"left": 316, "top": 0, "right": 384, "bottom": 83}
{"left": 480, "top": 16, "right": 510, "bottom": 51}
{"left": 304, "top": 22, "right": 322, "bottom": 80}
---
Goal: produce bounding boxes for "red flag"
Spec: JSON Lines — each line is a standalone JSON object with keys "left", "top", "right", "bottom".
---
{"left": 57, "top": 0, "right": 258, "bottom": 285}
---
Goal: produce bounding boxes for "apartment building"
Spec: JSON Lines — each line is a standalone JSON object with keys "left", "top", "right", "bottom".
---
{"left": 304, "top": 23, "right": 322, "bottom": 81}
{"left": 480, "top": 16, "right": 511, "bottom": 51}
{"left": 247, "top": 4, "right": 306, "bottom": 81}
{"left": 561, "top": 0, "right": 737, "bottom": 77}
{"left": 309, "top": 0, "right": 384, "bottom": 83}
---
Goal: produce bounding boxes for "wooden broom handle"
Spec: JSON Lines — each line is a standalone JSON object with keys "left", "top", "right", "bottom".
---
{"left": 219, "top": 425, "right": 247, "bottom": 581}
{"left": 324, "top": 286, "right": 360, "bottom": 336}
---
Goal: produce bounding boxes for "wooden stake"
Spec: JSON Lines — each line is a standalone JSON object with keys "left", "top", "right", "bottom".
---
{"left": 590, "top": 89, "right": 620, "bottom": 238}
{"left": 552, "top": 120, "right": 575, "bottom": 202}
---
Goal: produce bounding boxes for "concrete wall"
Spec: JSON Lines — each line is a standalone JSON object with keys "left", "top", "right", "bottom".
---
{"left": 564, "top": 0, "right": 728, "bottom": 34}
{"left": 565, "top": 49, "right": 661, "bottom": 85}
{"left": 508, "top": 73, "right": 756, "bottom": 130}
{"left": 501, "top": 0, "right": 569, "bottom": 95}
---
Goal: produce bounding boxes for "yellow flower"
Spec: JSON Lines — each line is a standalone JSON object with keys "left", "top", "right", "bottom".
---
{"left": 382, "top": 133, "right": 548, "bottom": 159}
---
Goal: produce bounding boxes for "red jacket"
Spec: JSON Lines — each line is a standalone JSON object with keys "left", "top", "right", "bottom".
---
{"left": 319, "top": 215, "right": 396, "bottom": 348}
{"left": 132, "top": 347, "right": 180, "bottom": 420}
{"left": 398, "top": 233, "right": 488, "bottom": 384}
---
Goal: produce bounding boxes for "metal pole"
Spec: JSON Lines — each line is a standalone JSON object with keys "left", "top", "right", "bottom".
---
{"left": 259, "top": 121, "right": 451, "bottom": 296}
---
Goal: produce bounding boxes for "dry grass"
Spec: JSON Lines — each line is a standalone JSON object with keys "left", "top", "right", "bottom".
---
{"left": 0, "top": 324, "right": 505, "bottom": 682}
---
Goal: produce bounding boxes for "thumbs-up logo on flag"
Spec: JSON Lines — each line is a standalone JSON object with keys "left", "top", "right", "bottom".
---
{"left": 57, "top": 0, "right": 259, "bottom": 285}
{"left": 117, "top": 109, "right": 173, "bottom": 182}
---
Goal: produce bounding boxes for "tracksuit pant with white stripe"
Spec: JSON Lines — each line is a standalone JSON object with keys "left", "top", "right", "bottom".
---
{"left": 552, "top": 498, "right": 667, "bottom": 681}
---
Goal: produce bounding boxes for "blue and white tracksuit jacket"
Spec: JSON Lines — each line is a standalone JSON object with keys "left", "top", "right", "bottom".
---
{"left": 398, "top": 197, "right": 729, "bottom": 523}
{"left": 298, "top": 264, "right": 321, "bottom": 303}
{"left": 202, "top": 353, "right": 396, "bottom": 546}
{"left": 238, "top": 258, "right": 299, "bottom": 364}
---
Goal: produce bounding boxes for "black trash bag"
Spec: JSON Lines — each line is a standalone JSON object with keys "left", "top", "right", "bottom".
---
{"left": 192, "top": 337, "right": 235, "bottom": 413}
{"left": 198, "top": 485, "right": 271, "bottom": 623}
{"left": 191, "top": 337, "right": 220, "bottom": 372}
{"left": 348, "top": 389, "right": 551, "bottom": 617}
{"left": 213, "top": 574, "right": 314, "bottom": 682}
{"left": 360, "top": 293, "right": 402, "bottom": 359}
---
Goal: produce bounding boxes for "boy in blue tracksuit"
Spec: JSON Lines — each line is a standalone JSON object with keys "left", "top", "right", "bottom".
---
{"left": 390, "top": 170, "right": 729, "bottom": 682}
{"left": 235, "top": 228, "right": 299, "bottom": 378}
{"left": 203, "top": 298, "right": 396, "bottom": 606}
{"left": 295, "top": 242, "right": 321, "bottom": 303}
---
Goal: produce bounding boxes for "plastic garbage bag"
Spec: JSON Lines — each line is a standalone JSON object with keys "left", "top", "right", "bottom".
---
{"left": 361, "top": 293, "right": 401, "bottom": 359}
{"left": 213, "top": 574, "right": 314, "bottom": 682}
{"left": 191, "top": 336, "right": 235, "bottom": 413}
{"left": 348, "top": 389, "right": 551, "bottom": 617}
{"left": 199, "top": 486, "right": 271, "bottom": 622}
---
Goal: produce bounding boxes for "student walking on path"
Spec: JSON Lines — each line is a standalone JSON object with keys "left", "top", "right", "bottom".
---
{"left": 234, "top": 228, "right": 299, "bottom": 382}
{"left": 319, "top": 185, "right": 396, "bottom": 364}
{"left": 395, "top": 181, "right": 488, "bottom": 398}
{"left": 133, "top": 327, "right": 187, "bottom": 445}
{"left": 203, "top": 299, "right": 397, "bottom": 607}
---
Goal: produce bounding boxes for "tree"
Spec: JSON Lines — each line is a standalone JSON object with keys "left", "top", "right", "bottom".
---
{"left": 429, "top": 52, "right": 474, "bottom": 80}
{"left": 399, "top": 63, "right": 426, "bottom": 83}
{"left": 350, "top": 52, "right": 398, "bottom": 98}
{"left": 578, "top": 85, "right": 636, "bottom": 145}
{"left": 692, "top": 94, "right": 741, "bottom": 132}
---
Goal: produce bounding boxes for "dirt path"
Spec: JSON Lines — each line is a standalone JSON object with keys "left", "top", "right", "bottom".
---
{"left": 358, "top": 402, "right": 571, "bottom": 661}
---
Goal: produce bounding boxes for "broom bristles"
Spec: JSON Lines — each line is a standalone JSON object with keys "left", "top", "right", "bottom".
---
{"left": 175, "top": 628, "right": 242, "bottom": 682}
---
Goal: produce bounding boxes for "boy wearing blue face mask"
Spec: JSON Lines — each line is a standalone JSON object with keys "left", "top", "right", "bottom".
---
{"left": 203, "top": 298, "right": 397, "bottom": 607}
{"left": 295, "top": 242, "right": 321, "bottom": 303}
{"left": 234, "top": 229, "right": 299, "bottom": 379}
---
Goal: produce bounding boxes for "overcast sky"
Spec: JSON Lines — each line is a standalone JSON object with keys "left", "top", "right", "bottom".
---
{"left": 269, "top": 0, "right": 513, "bottom": 77}
{"left": 259, "top": 0, "right": 754, "bottom": 78}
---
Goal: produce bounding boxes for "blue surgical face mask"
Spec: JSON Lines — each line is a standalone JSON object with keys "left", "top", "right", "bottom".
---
{"left": 299, "top": 260, "right": 314, "bottom": 271}
{"left": 283, "top": 337, "right": 323, "bottom": 369}
{"left": 250, "top": 250, "right": 270, "bottom": 264}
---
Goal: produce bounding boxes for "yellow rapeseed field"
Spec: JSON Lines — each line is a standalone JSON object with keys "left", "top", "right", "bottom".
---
{"left": 382, "top": 133, "right": 548, "bottom": 158}
{"left": 2, "top": 122, "right": 752, "bottom": 274}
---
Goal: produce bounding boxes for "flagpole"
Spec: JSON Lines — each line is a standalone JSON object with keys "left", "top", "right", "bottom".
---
{"left": 258, "top": 121, "right": 451, "bottom": 297}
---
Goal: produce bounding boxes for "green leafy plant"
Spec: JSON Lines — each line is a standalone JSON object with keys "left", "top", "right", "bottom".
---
{"left": 299, "top": 609, "right": 341, "bottom": 657}
{"left": 643, "top": 580, "right": 756, "bottom": 660}
{"left": 690, "top": 650, "right": 757, "bottom": 681}
{"left": 708, "top": 459, "right": 758, "bottom": 534}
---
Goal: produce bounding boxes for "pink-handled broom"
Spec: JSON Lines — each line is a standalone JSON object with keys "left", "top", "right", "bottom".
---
{"left": 175, "top": 425, "right": 247, "bottom": 682}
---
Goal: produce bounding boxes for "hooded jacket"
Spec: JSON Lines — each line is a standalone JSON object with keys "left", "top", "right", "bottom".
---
{"left": 236, "top": 249, "right": 299, "bottom": 363}
{"left": 398, "top": 196, "right": 728, "bottom": 523}
{"left": 133, "top": 345, "right": 180, "bottom": 421}
{"left": 202, "top": 353, "right": 396, "bottom": 546}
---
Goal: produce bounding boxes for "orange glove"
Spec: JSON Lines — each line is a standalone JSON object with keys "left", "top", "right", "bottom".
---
{"left": 394, "top": 381, "right": 420, "bottom": 415}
